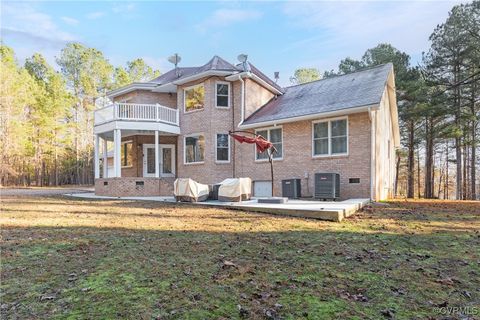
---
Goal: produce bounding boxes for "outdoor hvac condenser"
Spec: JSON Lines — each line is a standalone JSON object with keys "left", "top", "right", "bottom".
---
{"left": 282, "top": 179, "right": 301, "bottom": 198}
{"left": 314, "top": 173, "right": 340, "bottom": 200}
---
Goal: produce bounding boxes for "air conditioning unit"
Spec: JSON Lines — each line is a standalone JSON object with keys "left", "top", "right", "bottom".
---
{"left": 282, "top": 179, "right": 301, "bottom": 198}
{"left": 314, "top": 173, "right": 340, "bottom": 200}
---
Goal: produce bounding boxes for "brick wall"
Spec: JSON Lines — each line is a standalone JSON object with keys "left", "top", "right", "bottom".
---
{"left": 233, "top": 112, "right": 372, "bottom": 199}
{"left": 95, "top": 177, "right": 175, "bottom": 197}
{"left": 175, "top": 76, "right": 238, "bottom": 185}
{"left": 113, "top": 90, "right": 177, "bottom": 108}
{"left": 98, "top": 75, "right": 378, "bottom": 200}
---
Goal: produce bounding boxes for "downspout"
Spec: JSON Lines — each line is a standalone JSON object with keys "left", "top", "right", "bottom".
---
{"left": 228, "top": 73, "right": 250, "bottom": 127}
{"left": 239, "top": 75, "right": 245, "bottom": 126}
{"left": 369, "top": 106, "right": 376, "bottom": 201}
{"left": 231, "top": 82, "right": 236, "bottom": 178}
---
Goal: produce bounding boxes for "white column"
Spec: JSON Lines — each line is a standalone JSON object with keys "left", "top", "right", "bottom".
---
{"left": 94, "top": 134, "right": 100, "bottom": 179}
{"left": 102, "top": 137, "right": 108, "bottom": 178}
{"left": 155, "top": 130, "right": 160, "bottom": 178}
{"left": 113, "top": 129, "right": 122, "bottom": 177}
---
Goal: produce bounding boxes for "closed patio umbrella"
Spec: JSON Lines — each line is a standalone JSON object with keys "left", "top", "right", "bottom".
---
{"left": 229, "top": 130, "right": 276, "bottom": 197}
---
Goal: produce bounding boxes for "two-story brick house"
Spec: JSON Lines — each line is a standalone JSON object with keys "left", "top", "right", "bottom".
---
{"left": 93, "top": 55, "right": 399, "bottom": 201}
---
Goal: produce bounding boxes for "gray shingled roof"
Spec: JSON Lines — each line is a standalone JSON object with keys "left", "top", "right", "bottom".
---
{"left": 148, "top": 55, "right": 283, "bottom": 92}
{"left": 242, "top": 63, "right": 393, "bottom": 126}
{"left": 149, "top": 56, "right": 239, "bottom": 85}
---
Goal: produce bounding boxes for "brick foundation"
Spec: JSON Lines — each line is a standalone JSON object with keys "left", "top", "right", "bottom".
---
{"left": 95, "top": 177, "right": 174, "bottom": 197}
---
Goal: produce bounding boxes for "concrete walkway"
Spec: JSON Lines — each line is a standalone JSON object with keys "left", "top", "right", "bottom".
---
{"left": 2, "top": 187, "right": 93, "bottom": 197}
{"left": 65, "top": 192, "right": 369, "bottom": 222}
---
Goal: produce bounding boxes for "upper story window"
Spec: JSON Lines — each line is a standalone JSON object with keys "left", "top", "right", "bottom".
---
{"left": 216, "top": 133, "right": 230, "bottom": 162}
{"left": 121, "top": 141, "right": 133, "bottom": 167}
{"left": 215, "top": 82, "right": 230, "bottom": 108}
{"left": 313, "top": 118, "right": 348, "bottom": 156}
{"left": 184, "top": 84, "right": 205, "bottom": 113}
{"left": 255, "top": 127, "right": 283, "bottom": 161}
{"left": 185, "top": 134, "right": 205, "bottom": 164}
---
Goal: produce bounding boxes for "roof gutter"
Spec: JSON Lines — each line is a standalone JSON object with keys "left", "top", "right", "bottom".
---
{"left": 239, "top": 104, "right": 379, "bottom": 129}
{"left": 171, "top": 70, "right": 233, "bottom": 86}
{"left": 226, "top": 71, "right": 283, "bottom": 95}
{"left": 107, "top": 83, "right": 158, "bottom": 98}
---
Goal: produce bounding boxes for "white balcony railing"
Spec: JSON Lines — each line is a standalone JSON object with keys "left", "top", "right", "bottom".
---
{"left": 94, "top": 103, "right": 179, "bottom": 126}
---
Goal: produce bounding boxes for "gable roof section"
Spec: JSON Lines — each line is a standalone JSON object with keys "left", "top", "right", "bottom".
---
{"left": 149, "top": 56, "right": 238, "bottom": 85}
{"left": 241, "top": 63, "right": 393, "bottom": 127}
{"left": 108, "top": 55, "right": 281, "bottom": 98}
{"left": 248, "top": 63, "right": 283, "bottom": 93}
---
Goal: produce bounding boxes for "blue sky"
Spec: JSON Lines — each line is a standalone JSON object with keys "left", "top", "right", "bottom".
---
{"left": 1, "top": 1, "right": 463, "bottom": 86}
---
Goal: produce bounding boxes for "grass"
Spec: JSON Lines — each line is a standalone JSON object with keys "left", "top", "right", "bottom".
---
{"left": 1, "top": 195, "right": 479, "bottom": 319}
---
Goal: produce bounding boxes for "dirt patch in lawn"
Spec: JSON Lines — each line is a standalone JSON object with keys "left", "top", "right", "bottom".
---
{"left": 1, "top": 196, "right": 479, "bottom": 319}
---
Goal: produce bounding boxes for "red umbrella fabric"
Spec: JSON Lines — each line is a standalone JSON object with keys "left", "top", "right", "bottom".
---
{"left": 231, "top": 133, "right": 273, "bottom": 153}
{"left": 229, "top": 130, "right": 275, "bottom": 197}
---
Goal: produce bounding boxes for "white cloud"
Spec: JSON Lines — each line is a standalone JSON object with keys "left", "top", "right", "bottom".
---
{"left": 142, "top": 56, "right": 170, "bottom": 73}
{"left": 282, "top": 1, "right": 465, "bottom": 70}
{"left": 196, "top": 9, "right": 262, "bottom": 33}
{"left": 86, "top": 11, "right": 105, "bottom": 20}
{"left": 2, "top": 3, "right": 77, "bottom": 43}
{"left": 61, "top": 16, "right": 79, "bottom": 26}
{"left": 1, "top": 3, "right": 79, "bottom": 67}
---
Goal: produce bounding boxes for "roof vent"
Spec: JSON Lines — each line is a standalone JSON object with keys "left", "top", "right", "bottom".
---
{"left": 274, "top": 72, "right": 279, "bottom": 83}
{"left": 168, "top": 53, "right": 182, "bottom": 77}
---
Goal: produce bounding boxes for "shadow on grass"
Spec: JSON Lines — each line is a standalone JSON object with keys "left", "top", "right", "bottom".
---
{"left": 2, "top": 224, "right": 479, "bottom": 320}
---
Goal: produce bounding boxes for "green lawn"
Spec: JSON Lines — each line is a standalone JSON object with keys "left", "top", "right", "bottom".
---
{"left": 1, "top": 196, "right": 479, "bottom": 319}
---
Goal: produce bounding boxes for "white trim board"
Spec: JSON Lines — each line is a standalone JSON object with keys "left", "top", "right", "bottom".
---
{"left": 240, "top": 104, "right": 378, "bottom": 129}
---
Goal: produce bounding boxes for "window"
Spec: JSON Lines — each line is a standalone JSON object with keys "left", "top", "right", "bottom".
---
{"left": 313, "top": 122, "right": 329, "bottom": 155}
{"left": 255, "top": 127, "right": 283, "bottom": 160}
{"left": 216, "top": 82, "right": 230, "bottom": 108}
{"left": 216, "top": 134, "right": 230, "bottom": 162}
{"left": 184, "top": 84, "right": 205, "bottom": 112}
{"left": 313, "top": 118, "right": 348, "bottom": 156}
{"left": 121, "top": 141, "right": 133, "bottom": 167}
{"left": 185, "top": 134, "right": 205, "bottom": 164}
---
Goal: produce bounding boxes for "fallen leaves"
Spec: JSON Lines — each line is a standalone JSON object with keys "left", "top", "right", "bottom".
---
{"left": 221, "top": 260, "right": 237, "bottom": 269}
{"left": 40, "top": 293, "right": 56, "bottom": 301}
{"left": 1, "top": 196, "right": 479, "bottom": 319}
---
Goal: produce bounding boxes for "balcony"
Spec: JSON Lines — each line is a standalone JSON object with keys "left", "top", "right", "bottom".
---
{"left": 94, "top": 102, "right": 179, "bottom": 126}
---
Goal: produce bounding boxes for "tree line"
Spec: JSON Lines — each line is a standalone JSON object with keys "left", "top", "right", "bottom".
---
{"left": 1, "top": 43, "right": 160, "bottom": 186}
{"left": 291, "top": 1, "right": 479, "bottom": 200}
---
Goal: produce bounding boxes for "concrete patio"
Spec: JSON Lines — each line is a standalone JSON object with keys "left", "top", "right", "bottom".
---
{"left": 65, "top": 192, "right": 369, "bottom": 222}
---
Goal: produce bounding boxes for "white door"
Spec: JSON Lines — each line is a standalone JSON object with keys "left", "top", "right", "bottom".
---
{"left": 254, "top": 181, "right": 272, "bottom": 197}
{"left": 107, "top": 166, "right": 115, "bottom": 178}
{"left": 160, "top": 144, "right": 175, "bottom": 177}
{"left": 143, "top": 144, "right": 175, "bottom": 177}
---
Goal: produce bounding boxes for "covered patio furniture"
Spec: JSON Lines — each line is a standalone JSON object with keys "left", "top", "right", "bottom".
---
{"left": 174, "top": 178, "right": 209, "bottom": 202}
{"left": 218, "top": 178, "right": 252, "bottom": 202}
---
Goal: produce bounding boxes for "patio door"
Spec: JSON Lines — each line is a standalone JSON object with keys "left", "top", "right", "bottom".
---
{"left": 143, "top": 144, "right": 175, "bottom": 177}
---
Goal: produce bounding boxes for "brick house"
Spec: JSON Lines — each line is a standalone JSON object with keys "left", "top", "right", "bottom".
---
{"left": 93, "top": 56, "right": 399, "bottom": 201}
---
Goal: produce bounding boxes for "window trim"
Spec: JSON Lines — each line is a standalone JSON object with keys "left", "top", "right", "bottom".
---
{"left": 183, "top": 133, "right": 205, "bottom": 165}
{"left": 215, "top": 133, "right": 230, "bottom": 163}
{"left": 183, "top": 83, "right": 205, "bottom": 114}
{"left": 254, "top": 126, "right": 283, "bottom": 162}
{"left": 215, "top": 81, "right": 231, "bottom": 109}
{"left": 311, "top": 116, "right": 349, "bottom": 158}
{"left": 121, "top": 140, "right": 133, "bottom": 168}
